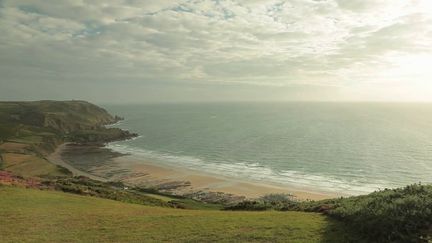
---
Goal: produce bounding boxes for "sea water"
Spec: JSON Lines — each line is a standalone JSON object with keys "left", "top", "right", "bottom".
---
{"left": 103, "top": 102, "right": 432, "bottom": 195}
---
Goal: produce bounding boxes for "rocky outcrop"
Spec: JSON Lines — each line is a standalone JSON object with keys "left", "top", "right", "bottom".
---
{"left": 0, "top": 100, "right": 137, "bottom": 153}
{"left": 67, "top": 128, "right": 138, "bottom": 144}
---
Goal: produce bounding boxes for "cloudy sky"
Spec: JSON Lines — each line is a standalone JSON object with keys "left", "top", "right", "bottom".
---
{"left": 1, "top": 0, "right": 432, "bottom": 103}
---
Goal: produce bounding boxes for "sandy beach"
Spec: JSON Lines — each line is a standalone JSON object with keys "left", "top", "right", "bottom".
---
{"left": 49, "top": 143, "right": 338, "bottom": 201}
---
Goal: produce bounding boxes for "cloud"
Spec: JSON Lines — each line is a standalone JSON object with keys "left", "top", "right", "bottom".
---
{"left": 1, "top": 0, "right": 432, "bottom": 102}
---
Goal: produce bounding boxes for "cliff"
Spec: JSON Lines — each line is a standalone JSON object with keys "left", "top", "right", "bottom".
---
{"left": 0, "top": 100, "right": 119, "bottom": 134}
{"left": 0, "top": 100, "right": 137, "bottom": 177}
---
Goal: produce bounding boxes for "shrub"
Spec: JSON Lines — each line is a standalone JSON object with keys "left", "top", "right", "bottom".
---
{"left": 325, "top": 184, "right": 432, "bottom": 242}
{"left": 44, "top": 177, "right": 170, "bottom": 207}
{"left": 224, "top": 200, "right": 269, "bottom": 211}
{"left": 224, "top": 193, "right": 299, "bottom": 211}
{"left": 223, "top": 185, "right": 432, "bottom": 241}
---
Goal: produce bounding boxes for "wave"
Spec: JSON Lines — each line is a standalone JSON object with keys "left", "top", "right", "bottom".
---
{"left": 105, "top": 120, "right": 123, "bottom": 127}
{"left": 106, "top": 143, "right": 391, "bottom": 195}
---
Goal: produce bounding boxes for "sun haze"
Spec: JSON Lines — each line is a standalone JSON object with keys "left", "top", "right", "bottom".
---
{"left": 1, "top": 0, "right": 432, "bottom": 102}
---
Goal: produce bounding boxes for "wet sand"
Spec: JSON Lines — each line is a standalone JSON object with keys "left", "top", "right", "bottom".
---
{"left": 47, "top": 143, "right": 108, "bottom": 182}
{"left": 49, "top": 143, "right": 339, "bottom": 200}
{"left": 118, "top": 157, "right": 337, "bottom": 200}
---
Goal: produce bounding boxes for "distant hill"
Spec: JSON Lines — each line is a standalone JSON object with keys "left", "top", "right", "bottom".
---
{"left": 0, "top": 100, "right": 135, "bottom": 177}
{"left": 0, "top": 100, "right": 119, "bottom": 139}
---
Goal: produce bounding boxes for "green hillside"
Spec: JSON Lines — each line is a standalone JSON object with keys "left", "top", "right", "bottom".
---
{"left": 1, "top": 100, "right": 431, "bottom": 242}
{"left": 0, "top": 100, "right": 136, "bottom": 177}
{"left": 0, "top": 186, "right": 352, "bottom": 243}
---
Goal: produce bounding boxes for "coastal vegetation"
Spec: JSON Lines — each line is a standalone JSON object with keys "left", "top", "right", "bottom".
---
{"left": 226, "top": 185, "right": 432, "bottom": 242}
{"left": 328, "top": 184, "right": 432, "bottom": 242}
{"left": 0, "top": 186, "right": 353, "bottom": 242}
{"left": 0, "top": 100, "right": 136, "bottom": 146}
{"left": 0, "top": 100, "right": 136, "bottom": 176}
{"left": 46, "top": 176, "right": 223, "bottom": 210}
{"left": 1, "top": 100, "right": 431, "bottom": 242}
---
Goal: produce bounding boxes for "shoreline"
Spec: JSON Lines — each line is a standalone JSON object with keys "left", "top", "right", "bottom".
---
{"left": 48, "top": 143, "right": 339, "bottom": 201}
{"left": 118, "top": 156, "right": 339, "bottom": 200}
{"left": 47, "top": 143, "right": 108, "bottom": 182}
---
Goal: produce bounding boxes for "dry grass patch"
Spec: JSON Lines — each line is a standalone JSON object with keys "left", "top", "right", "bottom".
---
{"left": 1, "top": 153, "right": 66, "bottom": 177}
{"left": 0, "top": 142, "right": 29, "bottom": 152}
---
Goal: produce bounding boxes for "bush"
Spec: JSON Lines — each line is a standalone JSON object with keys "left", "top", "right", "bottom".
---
{"left": 224, "top": 193, "right": 299, "bottom": 211}
{"left": 223, "top": 185, "right": 432, "bottom": 241}
{"left": 44, "top": 177, "right": 170, "bottom": 207}
{"left": 224, "top": 200, "right": 269, "bottom": 211}
{"left": 325, "top": 184, "right": 432, "bottom": 242}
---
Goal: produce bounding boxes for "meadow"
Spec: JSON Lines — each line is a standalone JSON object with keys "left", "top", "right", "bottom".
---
{"left": 0, "top": 186, "right": 354, "bottom": 243}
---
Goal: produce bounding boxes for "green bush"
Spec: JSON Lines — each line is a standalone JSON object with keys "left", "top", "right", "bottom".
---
{"left": 224, "top": 200, "right": 269, "bottom": 211}
{"left": 325, "top": 184, "right": 432, "bottom": 242}
{"left": 0, "top": 123, "right": 18, "bottom": 141}
{"left": 224, "top": 193, "right": 299, "bottom": 211}
{"left": 44, "top": 177, "right": 170, "bottom": 207}
{"left": 260, "top": 193, "right": 299, "bottom": 210}
{"left": 224, "top": 185, "right": 432, "bottom": 242}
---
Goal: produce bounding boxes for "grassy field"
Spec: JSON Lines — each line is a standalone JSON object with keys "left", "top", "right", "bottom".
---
{"left": 0, "top": 186, "right": 353, "bottom": 242}
{"left": 1, "top": 153, "right": 67, "bottom": 177}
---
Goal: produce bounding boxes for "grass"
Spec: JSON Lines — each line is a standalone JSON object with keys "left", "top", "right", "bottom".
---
{"left": 0, "top": 142, "right": 29, "bottom": 151}
{"left": 226, "top": 185, "right": 432, "bottom": 242}
{"left": 45, "top": 176, "right": 222, "bottom": 210}
{"left": 140, "top": 192, "right": 175, "bottom": 201}
{"left": 0, "top": 123, "right": 17, "bottom": 141}
{"left": 1, "top": 153, "right": 67, "bottom": 177}
{"left": 0, "top": 186, "right": 354, "bottom": 242}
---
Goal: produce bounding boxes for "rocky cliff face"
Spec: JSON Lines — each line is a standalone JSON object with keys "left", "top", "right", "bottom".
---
{"left": 38, "top": 100, "right": 119, "bottom": 132}
{"left": 0, "top": 100, "right": 119, "bottom": 131}
{"left": 0, "top": 101, "right": 136, "bottom": 179}
{"left": 0, "top": 100, "right": 136, "bottom": 153}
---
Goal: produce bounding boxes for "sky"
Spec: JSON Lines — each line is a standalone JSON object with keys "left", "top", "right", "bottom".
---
{"left": 1, "top": 0, "right": 432, "bottom": 103}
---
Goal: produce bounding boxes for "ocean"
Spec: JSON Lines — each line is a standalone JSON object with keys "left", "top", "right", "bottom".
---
{"left": 103, "top": 102, "right": 432, "bottom": 195}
